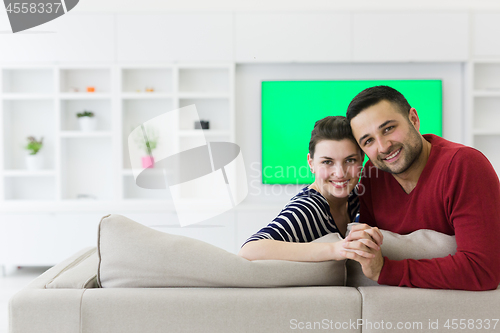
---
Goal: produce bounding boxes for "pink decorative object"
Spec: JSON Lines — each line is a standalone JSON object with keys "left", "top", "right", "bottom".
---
{"left": 142, "top": 156, "right": 154, "bottom": 168}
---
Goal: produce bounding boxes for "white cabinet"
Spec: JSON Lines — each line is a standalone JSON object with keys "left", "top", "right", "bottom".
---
{"left": 352, "top": 12, "right": 469, "bottom": 62}
{"left": 0, "top": 66, "right": 116, "bottom": 202}
{"left": 0, "top": 64, "right": 234, "bottom": 203}
{"left": 116, "top": 13, "right": 234, "bottom": 62}
{"left": 1, "top": 67, "right": 57, "bottom": 201}
{"left": 0, "top": 63, "right": 236, "bottom": 265}
{"left": 118, "top": 64, "right": 234, "bottom": 201}
{"left": 0, "top": 213, "right": 104, "bottom": 265}
{"left": 470, "top": 61, "right": 500, "bottom": 175}
{"left": 50, "top": 14, "right": 115, "bottom": 63}
{"left": 0, "top": 14, "right": 115, "bottom": 62}
{"left": 234, "top": 12, "right": 351, "bottom": 62}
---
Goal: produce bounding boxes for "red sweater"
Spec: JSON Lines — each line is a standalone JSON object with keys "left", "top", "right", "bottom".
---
{"left": 359, "top": 134, "right": 500, "bottom": 290}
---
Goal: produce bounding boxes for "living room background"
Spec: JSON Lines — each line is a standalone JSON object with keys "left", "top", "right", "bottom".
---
{"left": 0, "top": 6, "right": 499, "bottom": 267}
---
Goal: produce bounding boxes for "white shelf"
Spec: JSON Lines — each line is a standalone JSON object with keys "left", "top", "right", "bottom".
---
{"left": 122, "top": 169, "right": 165, "bottom": 175}
{"left": 473, "top": 59, "right": 500, "bottom": 64}
{"left": 471, "top": 61, "right": 500, "bottom": 175}
{"left": 2, "top": 68, "right": 55, "bottom": 94}
{"left": 1, "top": 63, "right": 234, "bottom": 203}
{"left": 122, "top": 169, "right": 134, "bottom": 176}
{"left": 473, "top": 90, "right": 500, "bottom": 97}
{"left": 1, "top": 94, "right": 54, "bottom": 100}
{"left": 178, "top": 130, "right": 231, "bottom": 137}
{"left": 60, "top": 131, "right": 113, "bottom": 138}
{"left": 473, "top": 129, "right": 500, "bottom": 136}
{"left": 59, "top": 68, "right": 111, "bottom": 94}
{"left": 178, "top": 92, "right": 230, "bottom": 99}
{"left": 121, "top": 93, "right": 173, "bottom": 99}
{"left": 3, "top": 170, "right": 56, "bottom": 177}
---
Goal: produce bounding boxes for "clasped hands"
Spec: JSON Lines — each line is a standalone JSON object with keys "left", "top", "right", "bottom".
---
{"left": 340, "top": 224, "right": 384, "bottom": 282}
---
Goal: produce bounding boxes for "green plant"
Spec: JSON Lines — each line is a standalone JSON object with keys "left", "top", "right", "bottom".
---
{"left": 77, "top": 110, "right": 94, "bottom": 118}
{"left": 25, "top": 136, "right": 43, "bottom": 155}
{"left": 133, "top": 125, "right": 159, "bottom": 155}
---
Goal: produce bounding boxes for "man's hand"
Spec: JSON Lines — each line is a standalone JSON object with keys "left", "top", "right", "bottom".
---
{"left": 346, "top": 223, "right": 383, "bottom": 246}
{"left": 341, "top": 224, "right": 384, "bottom": 281}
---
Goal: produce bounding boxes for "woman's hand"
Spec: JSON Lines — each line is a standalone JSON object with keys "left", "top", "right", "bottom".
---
{"left": 340, "top": 223, "right": 384, "bottom": 281}
{"left": 345, "top": 223, "right": 383, "bottom": 246}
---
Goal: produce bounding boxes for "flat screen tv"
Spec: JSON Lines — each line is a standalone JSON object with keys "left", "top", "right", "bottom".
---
{"left": 261, "top": 80, "right": 442, "bottom": 184}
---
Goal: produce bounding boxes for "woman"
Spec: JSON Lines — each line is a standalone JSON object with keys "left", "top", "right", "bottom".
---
{"left": 238, "top": 116, "right": 381, "bottom": 262}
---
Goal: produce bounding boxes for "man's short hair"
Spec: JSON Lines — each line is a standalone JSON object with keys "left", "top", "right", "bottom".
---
{"left": 346, "top": 85, "right": 411, "bottom": 122}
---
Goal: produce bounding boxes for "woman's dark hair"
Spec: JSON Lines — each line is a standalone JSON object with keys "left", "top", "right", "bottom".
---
{"left": 346, "top": 85, "right": 411, "bottom": 122}
{"left": 309, "top": 116, "right": 364, "bottom": 159}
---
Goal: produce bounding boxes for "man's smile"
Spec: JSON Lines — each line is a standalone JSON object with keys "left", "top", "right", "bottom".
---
{"left": 382, "top": 147, "right": 402, "bottom": 162}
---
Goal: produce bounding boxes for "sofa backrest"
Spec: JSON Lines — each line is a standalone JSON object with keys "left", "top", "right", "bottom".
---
{"left": 97, "top": 214, "right": 347, "bottom": 288}
{"left": 346, "top": 229, "right": 457, "bottom": 287}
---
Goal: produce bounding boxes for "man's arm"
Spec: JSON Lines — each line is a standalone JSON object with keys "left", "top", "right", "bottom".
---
{"left": 355, "top": 149, "right": 500, "bottom": 290}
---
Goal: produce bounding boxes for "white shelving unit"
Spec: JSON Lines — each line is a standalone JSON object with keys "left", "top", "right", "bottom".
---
{"left": 0, "top": 63, "right": 237, "bottom": 266}
{"left": 0, "top": 64, "right": 235, "bottom": 204}
{"left": 470, "top": 60, "right": 500, "bottom": 175}
{"left": 118, "top": 65, "right": 175, "bottom": 201}
{"left": 118, "top": 64, "right": 234, "bottom": 201}
{"left": 1, "top": 66, "right": 57, "bottom": 203}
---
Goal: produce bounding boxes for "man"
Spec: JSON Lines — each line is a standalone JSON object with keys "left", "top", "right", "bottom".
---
{"left": 341, "top": 85, "right": 500, "bottom": 290}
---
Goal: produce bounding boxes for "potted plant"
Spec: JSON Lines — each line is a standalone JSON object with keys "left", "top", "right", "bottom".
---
{"left": 25, "top": 136, "right": 43, "bottom": 171}
{"left": 133, "top": 125, "right": 159, "bottom": 168}
{"left": 77, "top": 110, "right": 96, "bottom": 132}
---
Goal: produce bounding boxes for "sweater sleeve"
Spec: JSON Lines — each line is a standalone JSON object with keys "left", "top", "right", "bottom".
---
{"left": 241, "top": 195, "right": 336, "bottom": 247}
{"left": 378, "top": 148, "right": 500, "bottom": 290}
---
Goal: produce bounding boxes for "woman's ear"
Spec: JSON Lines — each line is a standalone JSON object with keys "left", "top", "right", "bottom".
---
{"left": 307, "top": 153, "right": 314, "bottom": 173}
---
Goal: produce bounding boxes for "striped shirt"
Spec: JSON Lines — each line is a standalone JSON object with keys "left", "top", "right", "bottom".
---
{"left": 242, "top": 186, "right": 359, "bottom": 246}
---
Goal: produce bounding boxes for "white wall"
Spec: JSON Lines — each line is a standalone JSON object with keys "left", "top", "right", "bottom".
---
{"left": 73, "top": 0, "right": 500, "bottom": 12}
{"left": 235, "top": 63, "right": 464, "bottom": 203}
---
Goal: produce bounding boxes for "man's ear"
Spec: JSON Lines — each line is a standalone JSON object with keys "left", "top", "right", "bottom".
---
{"left": 408, "top": 108, "right": 420, "bottom": 132}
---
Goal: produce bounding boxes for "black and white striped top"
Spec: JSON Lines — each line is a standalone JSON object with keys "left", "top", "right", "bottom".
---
{"left": 242, "top": 186, "right": 359, "bottom": 246}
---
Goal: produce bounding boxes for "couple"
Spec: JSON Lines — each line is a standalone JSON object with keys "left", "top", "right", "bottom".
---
{"left": 239, "top": 85, "right": 500, "bottom": 291}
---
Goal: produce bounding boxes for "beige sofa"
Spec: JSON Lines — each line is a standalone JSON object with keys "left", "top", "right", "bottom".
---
{"left": 9, "top": 215, "right": 500, "bottom": 333}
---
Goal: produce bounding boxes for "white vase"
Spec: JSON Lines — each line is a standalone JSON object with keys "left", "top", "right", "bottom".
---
{"left": 25, "top": 154, "right": 43, "bottom": 171}
{"left": 78, "top": 117, "right": 96, "bottom": 132}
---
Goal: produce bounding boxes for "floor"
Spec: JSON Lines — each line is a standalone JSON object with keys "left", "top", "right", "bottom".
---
{"left": 0, "top": 266, "right": 51, "bottom": 333}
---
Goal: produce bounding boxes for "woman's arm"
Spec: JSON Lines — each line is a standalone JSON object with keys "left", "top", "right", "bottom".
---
{"left": 238, "top": 239, "right": 348, "bottom": 262}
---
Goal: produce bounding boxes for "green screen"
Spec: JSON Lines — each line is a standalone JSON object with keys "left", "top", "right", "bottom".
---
{"left": 261, "top": 80, "right": 442, "bottom": 184}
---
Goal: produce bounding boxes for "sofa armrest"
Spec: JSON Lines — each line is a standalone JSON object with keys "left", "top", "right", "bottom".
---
{"left": 9, "top": 248, "right": 98, "bottom": 333}
{"left": 25, "top": 247, "right": 98, "bottom": 290}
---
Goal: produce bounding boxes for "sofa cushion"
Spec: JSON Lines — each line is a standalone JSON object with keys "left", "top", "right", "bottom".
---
{"left": 97, "top": 214, "right": 346, "bottom": 288}
{"left": 359, "top": 286, "right": 500, "bottom": 333}
{"left": 81, "top": 287, "right": 362, "bottom": 333}
{"left": 347, "top": 229, "right": 456, "bottom": 287}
